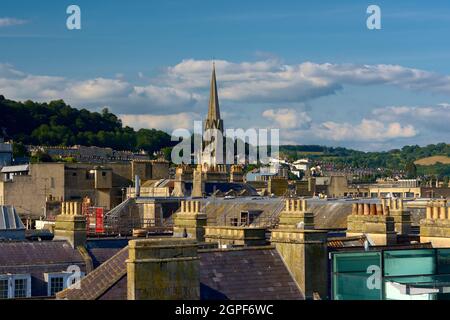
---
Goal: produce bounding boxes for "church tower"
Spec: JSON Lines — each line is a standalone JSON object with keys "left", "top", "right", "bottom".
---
{"left": 202, "top": 63, "right": 224, "bottom": 168}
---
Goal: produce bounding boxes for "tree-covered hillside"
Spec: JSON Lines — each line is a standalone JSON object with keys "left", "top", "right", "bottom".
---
{"left": 281, "top": 143, "right": 450, "bottom": 170}
{"left": 0, "top": 95, "right": 174, "bottom": 154}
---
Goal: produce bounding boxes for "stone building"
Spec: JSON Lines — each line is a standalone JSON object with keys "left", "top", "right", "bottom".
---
{"left": 28, "top": 145, "right": 150, "bottom": 163}
{"left": 0, "top": 160, "right": 169, "bottom": 220}
{"left": 130, "top": 65, "right": 260, "bottom": 199}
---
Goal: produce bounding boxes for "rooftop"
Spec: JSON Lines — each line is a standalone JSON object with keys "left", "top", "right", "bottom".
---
{"left": 57, "top": 245, "right": 304, "bottom": 300}
{"left": 0, "top": 206, "right": 25, "bottom": 231}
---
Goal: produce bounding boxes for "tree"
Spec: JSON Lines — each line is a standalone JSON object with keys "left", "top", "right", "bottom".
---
{"left": 12, "top": 142, "right": 29, "bottom": 158}
{"left": 30, "top": 151, "right": 53, "bottom": 163}
{"left": 0, "top": 96, "right": 174, "bottom": 154}
{"left": 405, "top": 162, "right": 417, "bottom": 179}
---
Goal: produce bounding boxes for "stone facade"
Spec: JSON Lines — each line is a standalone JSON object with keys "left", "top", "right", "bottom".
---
{"left": 192, "top": 165, "right": 205, "bottom": 198}
{"left": 295, "top": 178, "right": 315, "bottom": 197}
{"left": 268, "top": 177, "right": 288, "bottom": 196}
{"left": 126, "top": 238, "right": 199, "bottom": 300}
{"left": 131, "top": 160, "right": 169, "bottom": 182}
{"left": 278, "top": 199, "right": 314, "bottom": 230}
{"left": 173, "top": 200, "right": 207, "bottom": 242}
{"left": 270, "top": 199, "right": 328, "bottom": 299}
{"left": 172, "top": 165, "right": 192, "bottom": 197}
{"left": 204, "top": 226, "right": 267, "bottom": 247}
{"left": 420, "top": 200, "right": 450, "bottom": 247}
{"left": 271, "top": 229, "right": 328, "bottom": 300}
{"left": 230, "top": 165, "right": 244, "bottom": 183}
{"left": 346, "top": 202, "right": 397, "bottom": 245}
{"left": 0, "top": 162, "right": 154, "bottom": 219}
{"left": 54, "top": 201, "right": 87, "bottom": 248}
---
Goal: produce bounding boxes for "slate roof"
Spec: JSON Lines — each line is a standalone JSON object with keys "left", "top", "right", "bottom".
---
{"left": 57, "top": 245, "right": 304, "bottom": 300}
{"left": 57, "top": 247, "right": 128, "bottom": 300}
{"left": 0, "top": 241, "right": 84, "bottom": 266}
{"left": 85, "top": 238, "right": 130, "bottom": 268}
{"left": 183, "top": 182, "right": 259, "bottom": 196}
{"left": 199, "top": 247, "right": 303, "bottom": 300}
{"left": 0, "top": 240, "right": 86, "bottom": 297}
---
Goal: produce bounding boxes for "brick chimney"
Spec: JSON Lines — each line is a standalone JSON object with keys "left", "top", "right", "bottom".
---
{"left": 173, "top": 200, "right": 207, "bottom": 242}
{"left": 126, "top": 238, "right": 199, "bottom": 300}
{"left": 270, "top": 199, "right": 328, "bottom": 300}
{"left": 420, "top": 200, "right": 450, "bottom": 247}
{"left": 54, "top": 201, "right": 87, "bottom": 248}
{"left": 347, "top": 202, "right": 396, "bottom": 245}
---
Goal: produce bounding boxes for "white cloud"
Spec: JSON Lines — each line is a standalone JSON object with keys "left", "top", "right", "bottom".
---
{"left": 66, "top": 78, "right": 132, "bottom": 100}
{"left": 313, "top": 119, "right": 417, "bottom": 142}
{"left": 0, "top": 17, "right": 28, "bottom": 27}
{"left": 372, "top": 104, "right": 450, "bottom": 132}
{"left": 130, "top": 85, "right": 202, "bottom": 109}
{"left": 119, "top": 112, "right": 200, "bottom": 131}
{"left": 162, "top": 59, "right": 450, "bottom": 103}
{"left": 1, "top": 59, "right": 450, "bottom": 150}
{"left": 262, "top": 108, "right": 311, "bottom": 129}
{"left": 0, "top": 64, "right": 200, "bottom": 114}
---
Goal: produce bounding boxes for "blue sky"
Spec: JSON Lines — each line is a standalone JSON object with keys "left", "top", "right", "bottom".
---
{"left": 1, "top": 0, "right": 450, "bottom": 151}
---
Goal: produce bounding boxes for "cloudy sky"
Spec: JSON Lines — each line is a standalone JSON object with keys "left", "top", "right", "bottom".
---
{"left": 1, "top": 0, "right": 450, "bottom": 151}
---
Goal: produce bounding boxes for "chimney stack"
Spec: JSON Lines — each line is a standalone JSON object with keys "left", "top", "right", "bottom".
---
{"left": 191, "top": 164, "right": 205, "bottom": 198}
{"left": 126, "top": 238, "right": 199, "bottom": 300}
{"left": 347, "top": 202, "right": 396, "bottom": 245}
{"left": 384, "top": 198, "right": 412, "bottom": 235}
{"left": 278, "top": 199, "right": 314, "bottom": 230}
{"left": 270, "top": 199, "right": 328, "bottom": 300}
{"left": 54, "top": 201, "right": 86, "bottom": 248}
{"left": 420, "top": 200, "right": 450, "bottom": 247}
{"left": 173, "top": 200, "right": 207, "bottom": 242}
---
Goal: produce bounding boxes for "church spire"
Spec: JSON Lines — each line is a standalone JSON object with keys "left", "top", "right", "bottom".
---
{"left": 207, "top": 62, "right": 221, "bottom": 121}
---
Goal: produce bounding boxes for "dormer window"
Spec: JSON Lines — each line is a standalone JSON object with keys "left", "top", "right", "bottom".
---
{"left": 0, "top": 274, "right": 31, "bottom": 299}
{"left": 44, "top": 272, "right": 85, "bottom": 296}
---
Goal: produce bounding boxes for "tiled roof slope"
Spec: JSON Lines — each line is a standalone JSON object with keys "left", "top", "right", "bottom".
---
{"left": 0, "top": 241, "right": 86, "bottom": 297}
{"left": 57, "top": 246, "right": 128, "bottom": 300}
{"left": 57, "top": 246, "right": 304, "bottom": 300}
{"left": 0, "top": 241, "right": 84, "bottom": 266}
{"left": 199, "top": 247, "right": 303, "bottom": 300}
{"left": 85, "top": 238, "right": 130, "bottom": 268}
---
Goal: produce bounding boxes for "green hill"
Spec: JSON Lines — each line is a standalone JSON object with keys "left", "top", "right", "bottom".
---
{"left": 0, "top": 95, "right": 173, "bottom": 155}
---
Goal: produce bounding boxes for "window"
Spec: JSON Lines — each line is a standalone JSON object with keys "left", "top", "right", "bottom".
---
{"left": 49, "top": 276, "right": 64, "bottom": 296}
{"left": 332, "top": 251, "right": 382, "bottom": 300}
{"left": 0, "top": 274, "right": 31, "bottom": 299}
{"left": 0, "top": 279, "right": 8, "bottom": 299}
{"left": 383, "top": 249, "right": 435, "bottom": 277}
{"left": 45, "top": 272, "right": 85, "bottom": 296}
{"left": 102, "top": 171, "right": 106, "bottom": 177}
{"left": 14, "top": 278, "right": 27, "bottom": 298}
